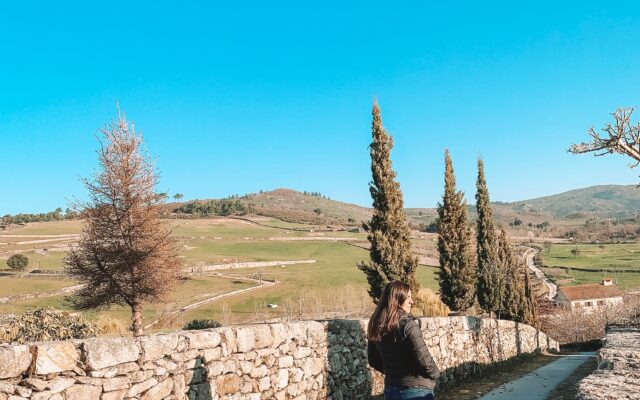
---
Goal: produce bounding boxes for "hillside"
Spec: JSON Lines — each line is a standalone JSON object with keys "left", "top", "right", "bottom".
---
{"left": 172, "top": 185, "right": 640, "bottom": 228}
{"left": 504, "top": 185, "right": 640, "bottom": 218}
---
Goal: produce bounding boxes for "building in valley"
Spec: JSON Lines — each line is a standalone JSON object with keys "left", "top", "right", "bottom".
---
{"left": 556, "top": 278, "right": 624, "bottom": 310}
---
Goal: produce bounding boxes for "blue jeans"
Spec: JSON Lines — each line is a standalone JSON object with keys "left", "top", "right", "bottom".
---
{"left": 384, "top": 385, "right": 435, "bottom": 400}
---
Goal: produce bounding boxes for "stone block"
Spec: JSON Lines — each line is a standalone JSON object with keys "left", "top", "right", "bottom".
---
{"left": 126, "top": 378, "right": 158, "bottom": 398}
{"left": 46, "top": 377, "right": 75, "bottom": 394}
{"left": 140, "top": 334, "right": 179, "bottom": 361}
{"left": 102, "top": 376, "right": 131, "bottom": 392}
{"left": 182, "top": 331, "right": 221, "bottom": 350}
{"left": 215, "top": 374, "right": 240, "bottom": 395}
{"left": 235, "top": 328, "right": 256, "bottom": 353}
{"left": 253, "top": 325, "right": 272, "bottom": 349}
{"left": 0, "top": 346, "right": 31, "bottom": 379}
{"left": 63, "top": 384, "right": 102, "bottom": 400}
{"left": 270, "top": 324, "right": 288, "bottom": 348}
{"left": 101, "top": 389, "right": 127, "bottom": 400}
{"left": 34, "top": 342, "right": 78, "bottom": 375}
{"left": 84, "top": 338, "right": 141, "bottom": 370}
{"left": 140, "top": 377, "right": 173, "bottom": 400}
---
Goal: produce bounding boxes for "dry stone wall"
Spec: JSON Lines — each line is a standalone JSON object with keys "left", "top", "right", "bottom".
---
{"left": 577, "top": 327, "right": 640, "bottom": 400}
{"left": 0, "top": 317, "right": 558, "bottom": 400}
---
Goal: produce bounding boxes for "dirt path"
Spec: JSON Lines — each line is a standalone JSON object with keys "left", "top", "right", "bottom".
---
{"left": 524, "top": 247, "right": 558, "bottom": 300}
{"left": 478, "top": 352, "right": 595, "bottom": 399}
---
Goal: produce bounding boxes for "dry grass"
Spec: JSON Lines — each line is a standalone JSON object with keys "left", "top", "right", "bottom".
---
{"left": 413, "top": 288, "right": 450, "bottom": 317}
{"left": 94, "top": 315, "right": 128, "bottom": 335}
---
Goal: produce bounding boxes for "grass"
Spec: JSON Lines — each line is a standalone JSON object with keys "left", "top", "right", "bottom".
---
{"left": 542, "top": 243, "right": 640, "bottom": 269}
{"left": 540, "top": 243, "right": 640, "bottom": 289}
{"left": 0, "top": 276, "right": 76, "bottom": 297}
{"left": 0, "top": 218, "right": 440, "bottom": 330}
{"left": 0, "top": 275, "right": 255, "bottom": 327}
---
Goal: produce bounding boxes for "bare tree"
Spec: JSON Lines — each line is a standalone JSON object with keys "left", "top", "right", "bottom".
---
{"left": 64, "top": 108, "right": 182, "bottom": 336}
{"left": 570, "top": 108, "right": 640, "bottom": 165}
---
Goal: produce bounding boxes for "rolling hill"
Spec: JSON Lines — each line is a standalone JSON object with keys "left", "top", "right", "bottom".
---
{"left": 172, "top": 185, "right": 640, "bottom": 226}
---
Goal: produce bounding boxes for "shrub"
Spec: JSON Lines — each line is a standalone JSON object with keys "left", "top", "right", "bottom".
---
{"left": 183, "top": 319, "right": 221, "bottom": 330}
{"left": 0, "top": 307, "right": 98, "bottom": 344}
{"left": 6, "top": 254, "right": 29, "bottom": 270}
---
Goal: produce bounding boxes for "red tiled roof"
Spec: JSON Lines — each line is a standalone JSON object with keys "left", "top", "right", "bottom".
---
{"left": 559, "top": 284, "right": 624, "bottom": 301}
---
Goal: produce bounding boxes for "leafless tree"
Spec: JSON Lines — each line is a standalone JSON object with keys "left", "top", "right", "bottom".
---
{"left": 570, "top": 107, "right": 640, "bottom": 166}
{"left": 64, "top": 108, "right": 182, "bottom": 336}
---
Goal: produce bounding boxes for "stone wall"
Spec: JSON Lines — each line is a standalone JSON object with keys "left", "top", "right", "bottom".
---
{"left": 577, "top": 327, "right": 640, "bottom": 400}
{"left": 0, "top": 317, "right": 558, "bottom": 400}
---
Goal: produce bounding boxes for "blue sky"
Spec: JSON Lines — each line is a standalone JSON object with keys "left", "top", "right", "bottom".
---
{"left": 2, "top": 1, "right": 640, "bottom": 214}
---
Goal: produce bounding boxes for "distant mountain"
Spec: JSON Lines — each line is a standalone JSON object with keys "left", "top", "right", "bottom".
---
{"left": 505, "top": 185, "right": 640, "bottom": 218}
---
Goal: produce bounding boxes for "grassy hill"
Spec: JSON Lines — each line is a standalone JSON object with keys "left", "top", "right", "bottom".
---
{"left": 503, "top": 185, "right": 640, "bottom": 218}
{"left": 172, "top": 185, "right": 640, "bottom": 228}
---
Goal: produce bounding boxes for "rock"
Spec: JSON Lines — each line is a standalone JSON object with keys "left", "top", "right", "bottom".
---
{"left": 278, "top": 356, "right": 293, "bottom": 368}
{"left": 63, "top": 384, "right": 102, "bottom": 400}
{"left": 84, "top": 338, "right": 141, "bottom": 370}
{"left": 126, "top": 378, "right": 158, "bottom": 398}
{"left": 201, "top": 347, "right": 222, "bottom": 362}
{"left": 182, "top": 331, "right": 221, "bottom": 350}
{"left": 24, "top": 378, "right": 49, "bottom": 391}
{"left": 30, "top": 391, "right": 53, "bottom": 400}
{"left": 274, "top": 369, "right": 288, "bottom": 389}
{"left": 100, "top": 389, "right": 127, "bottom": 400}
{"left": 249, "top": 365, "right": 268, "bottom": 379}
{"left": 102, "top": 377, "right": 131, "bottom": 392}
{"left": 46, "top": 378, "right": 75, "bottom": 394}
{"left": 258, "top": 376, "right": 271, "bottom": 391}
{"left": 0, "top": 346, "right": 31, "bottom": 379}
{"left": 0, "top": 383, "right": 15, "bottom": 394}
{"left": 253, "top": 325, "right": 273, "bottom": 349}
{"left": 216, "top": 374, "right": 240, "bottom": 395}
{"left": 140, "top": 377, "right": 172, "bottom": 400}
{"left": 34, "top": 342, "right": 78, "bottom": 375}
{"left": 172, "top": 374, "right": 185, "bottom": 395}
{"left": 139, "top": 334, "right": 178, "bottom": 361}
{"left": 235, "top": 328, "right": 256, "bottom": 353}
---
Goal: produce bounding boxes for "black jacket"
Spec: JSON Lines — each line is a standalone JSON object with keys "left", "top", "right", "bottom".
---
{"left": 367, "top": 311, "right": 440, "bottom": 389}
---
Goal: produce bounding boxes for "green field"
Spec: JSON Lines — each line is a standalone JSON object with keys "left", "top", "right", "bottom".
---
{"left": 0, "top": 218, "right": 438, "bottom": 330}
{"left": 0, "top": 276, "right": 76, "bottom": 297}
{"left": 540, "top": 243, "right": 640, "bottom": 289}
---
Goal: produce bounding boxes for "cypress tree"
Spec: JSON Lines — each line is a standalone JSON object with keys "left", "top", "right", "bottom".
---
{"left": 521, "top": 267, "right": 540, "bottom": 328}
{"left": 437, "top": 150, "right": 476, "bottom": 312}
{"left": 475, "top": 159, "right": 502, "bottom": 314}
{"left": 358, "top": 101, "right": 419, "bottom": 302}
{"left": 497, "top": 228, "right": 524, "bottom": 321}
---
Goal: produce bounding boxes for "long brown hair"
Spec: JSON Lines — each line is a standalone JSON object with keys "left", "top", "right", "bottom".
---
{"left": 367, "top": 281, "right": 411, "bottom": 342}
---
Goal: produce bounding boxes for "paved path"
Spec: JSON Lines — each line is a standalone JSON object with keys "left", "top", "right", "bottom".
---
{"left": 479, "top": 352, "right": 595, "bottom": 400}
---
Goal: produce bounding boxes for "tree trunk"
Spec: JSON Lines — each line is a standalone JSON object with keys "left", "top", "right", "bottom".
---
{"left": 132, "top": 303, "right": 143, "bottom": 337}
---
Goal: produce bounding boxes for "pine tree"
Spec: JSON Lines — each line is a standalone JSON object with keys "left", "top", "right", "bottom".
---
{"left": 475, "top": 159, "right": 502, "bottom": 314}
{"left": 64, "top": 109, "right": 182, "bottom": 336}
{"left": 437, "top": 150, "right": 476, "bottom": 312}
{"left": 358, "top": 101, "right": 419, "bottom": 302}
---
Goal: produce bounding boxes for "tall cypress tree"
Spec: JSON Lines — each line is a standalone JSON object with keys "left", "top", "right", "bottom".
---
{"left": 358, "top": 101, "right": 419, "bottom": 302}
{"left": 475, "top": 159, "right": 502, "bottom": 314}
{"left": 437, "top": 150, "right": 476, "bottom": 312}
{"left": 497, "top": 228, "right": 524, "bottom": 321}
{"left": 521, "top": 268, "right": 540, "bottom": 328}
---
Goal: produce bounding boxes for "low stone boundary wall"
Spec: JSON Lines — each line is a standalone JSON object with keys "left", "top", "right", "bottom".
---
{"left": 577, "top": 327, "right": 640, "bottom": 400}
{"left": 185, "top": 260, "right": 316, "bottom": 273}
{"left": 0, "top": 317, "right": 558, "bottom": 400}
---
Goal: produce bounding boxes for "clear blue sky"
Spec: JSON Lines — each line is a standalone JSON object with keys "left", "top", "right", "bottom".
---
{"left": 2, "top": 1, "right": 640, "bottom": 215}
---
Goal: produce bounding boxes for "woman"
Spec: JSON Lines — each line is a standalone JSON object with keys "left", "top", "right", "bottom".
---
{"left": 367, "top": 281, "right": 440, "bottom": 400}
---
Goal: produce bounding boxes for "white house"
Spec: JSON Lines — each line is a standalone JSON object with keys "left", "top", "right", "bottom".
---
{"left": 556, "top": 278, "right": 624, "bottom": 310}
